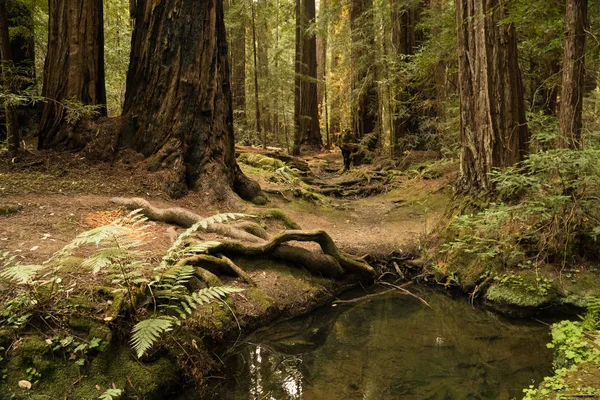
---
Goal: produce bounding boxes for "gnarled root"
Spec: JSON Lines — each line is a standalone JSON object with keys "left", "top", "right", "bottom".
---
{"left": 109, "top": 197, "right": 375, "bottom": 284}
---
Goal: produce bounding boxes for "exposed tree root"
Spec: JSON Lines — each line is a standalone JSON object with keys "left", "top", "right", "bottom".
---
{"left": 110, "top": 198, "right": 375, "bottom": 283}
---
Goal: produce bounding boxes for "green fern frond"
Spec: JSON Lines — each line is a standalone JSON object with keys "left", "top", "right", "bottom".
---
{"left": 160, "top": 213, "right": 252, "bottom": 269}
{"left": 184, "top": 241, "right": 222, "bottom": 255}
{"left": 130, "top": 317, "right": 174, "bottom": 358}
{"left": 98, "top": 388, "right": 123, "bottom": 400}
{"left": 0, "top": 264, "right": 45, "bottom": 284}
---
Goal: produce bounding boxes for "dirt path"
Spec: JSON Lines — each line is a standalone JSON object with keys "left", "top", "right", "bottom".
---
{"left": 0, "top": 150, "right": 453, "bottom": 264}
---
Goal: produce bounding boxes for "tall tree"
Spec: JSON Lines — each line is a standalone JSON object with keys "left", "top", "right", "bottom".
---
{"left": 559, "top": 0, "right": 588, "bottom": 149}
{"left": 390, "top": 0, "right": 422, "bottom": 154}
{"left": 0, "top": 0, "right": 19, "bottom": 154}
{"left": 38, "top": 0, "right": 106, "bottom": 150}
{"left": 228, "top": 0, "right": 247, "bottom": 133}
{"left": 293, "top": 0, "right": 322, "bottom": 154}
{"left": 351, "top": 0, "right": 379, "bottom": 141}
{"left": 456, "top": 0, "right": 529, "bottom": 192}
{"left": 122, "top": 0, "right": 261, "bottom": 202}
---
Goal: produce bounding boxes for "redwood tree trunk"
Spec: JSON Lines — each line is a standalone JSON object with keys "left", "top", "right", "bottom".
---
{"left": 351, "top": 0, "right": 379, "bottom": 141}
{"left": 456, "top": 0, "right": 529, "bottom": 192}
{"left": 0, "top": 0, "right": 19, "bottom": 154}
{"left": 38, "top": 0, "right": 106, "bottom": 150}
{"left": 122, "top": 0, "right": 261, "bottom": 202}
{"left": 230, "top": 0, "right": 247, "bottom": 132}
{"left": 293, "top": 0, "right": 322, "bottom": 155}
{"left": 558, "top": 0, "right": 587, "bottom": 149}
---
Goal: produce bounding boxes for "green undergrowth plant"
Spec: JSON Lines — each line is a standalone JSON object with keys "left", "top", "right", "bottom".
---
{"left": 437, "top": 133, "right": 600, "bottom": 294}
{"left": 522, "top": 299, "right": 600, "bottom": 399}
{"left": 0, "top": 209, "right": 248, "bottom": 363}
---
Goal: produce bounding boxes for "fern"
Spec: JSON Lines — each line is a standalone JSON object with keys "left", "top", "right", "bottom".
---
{"left": 98, "top": 388, "right": 123, "bottom": 400}
{"left": 581, "top": 297, "right": 600, "bottom": 331}
{"left": 160, "top": 213, "right": 251, "bottom": 269}
{"left": 130, "top": 286, "right": 244, "bottom": 357}
{"left": 130, "top": 317, "right": 174, "bottom": 358}
{"left": 0, "top": 264, "right": 44, "bottom": 284}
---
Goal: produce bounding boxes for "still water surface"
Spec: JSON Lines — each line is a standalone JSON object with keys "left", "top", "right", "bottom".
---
{"left": 198, "top": 288, "right": 553, "bottom": 399}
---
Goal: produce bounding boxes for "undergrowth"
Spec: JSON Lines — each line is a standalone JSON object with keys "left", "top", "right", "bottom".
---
{"left": 0, "top": 209, "right": 249, "bottom": 394}
{"left": 434, "top": 126, "right": 600, "bottom": 299}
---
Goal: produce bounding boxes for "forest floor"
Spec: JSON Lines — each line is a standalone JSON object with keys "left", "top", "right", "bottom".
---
{"left": 0, "top": 148, "right": 455, "bottom": 268}
{"left": 0, "top": 147, "right": 457, "bottom": 398}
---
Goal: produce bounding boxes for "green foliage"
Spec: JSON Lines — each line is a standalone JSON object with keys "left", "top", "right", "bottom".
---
{"left": 160, "top": 212, "right": 251, "bottom": 268}
{"left": 98, "top": 388, "right": 123, "bottom": 400}
{"left": 130, "top": 286, "right": 243, "bottom": 358}
{"left": 441, "top": 144, "right": 600, "bottom": 289}
{"left": 580, "top": 297, "right": 600, "bottom": 332}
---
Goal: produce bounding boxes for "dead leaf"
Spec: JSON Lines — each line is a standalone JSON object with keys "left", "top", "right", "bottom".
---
{"left": 18, "top": 380, "right": 32, "bottom": 390}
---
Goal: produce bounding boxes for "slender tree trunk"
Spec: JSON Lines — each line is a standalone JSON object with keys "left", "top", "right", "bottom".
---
{"left": 293, "top": 0, "right": 322, "bottom": 154}
{"left": 230, "top": 0, "right": 247, "bottom": 132}
{"left": 431, "top": 0, "right": 446, "bottom": 119}
{"left": 456, "top": 0, "right": 529, "bottom": 192}
{"left": 250, "top": 0, "right": 263, "bottom": 147}
{"left": 351, "top": 0, "right": 379, "bottom": 140}
{"left": 316, "top": 0, "right": 328, "bottom": 110}
{"left": 558, "top": 0, "right": 587, "bottom": 149}
{"left": 122, "top": 0, "right": 261, "bottom": 202}
{"left": 38, "top": 0, "right": 106, "bottom": 150}
{"left": 257, "top": 0, "right": 272, "bottom": 136}
{"left": 329, "top": 47, "right": 341, "bottom": 135}
{"left": 0, "top": 0, "right": 18, "bottom": 154}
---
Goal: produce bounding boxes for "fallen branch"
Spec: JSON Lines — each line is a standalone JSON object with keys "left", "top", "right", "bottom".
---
{"left": 380, "top": 281, "right": 432, "bottom": 308}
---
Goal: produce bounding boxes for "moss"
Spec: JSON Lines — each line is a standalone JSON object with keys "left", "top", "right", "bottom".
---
{"left": 69, "top": 317, "right": 113, "bottom": 343}
{"left": 3, "top": 341, "right": 178, "bottom": 400}
{"left": 245, "top": 288, "right": 275, "bottom": 313}
{"left": 485, "top": 283, "right": 552, "bottom": 308}
{"left": 260, "top": 208, "right": 302, "bottom": 229}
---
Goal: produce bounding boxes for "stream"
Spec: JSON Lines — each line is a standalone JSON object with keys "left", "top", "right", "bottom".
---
{"left": 188, "top": 288, "right": 553, "bottom": 399}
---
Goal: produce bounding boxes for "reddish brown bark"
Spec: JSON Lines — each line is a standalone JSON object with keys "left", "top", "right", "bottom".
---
{"left": 122, "top": 0, "right": 261, "bottom": 202}
{"left": 38, "top": 0, "right": 106, "bottom": 150}
{"left": 0, "top": 0, "right": 19, "bottom": 154}
{"left": 351, "top": 0, "right": 379, "bottom": 141}
{"left": 293, "top": 0, "right": 322, "bottom": 154}
{"left": 456, "top": 0, "right": 529, "bottom": 192}
{"left": 558, "top": 0, "right": 588, "bottom": 149}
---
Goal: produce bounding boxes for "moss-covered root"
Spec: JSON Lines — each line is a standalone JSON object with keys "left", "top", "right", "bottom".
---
{"left": 258, "top": 208, "right": 302, "bottom": 229}
{"left": 211, "top": 230, "right": 375, "bottom": 278}
{"left": 110, "top": 197, "right": 264, "bottom": 243}
{"left": 173, "top": 254, "right": 255, "bottom": 286}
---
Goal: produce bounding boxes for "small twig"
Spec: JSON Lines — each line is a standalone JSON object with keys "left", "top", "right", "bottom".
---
{"left": 380, "top": 281, "right": 432, "bottom": 309}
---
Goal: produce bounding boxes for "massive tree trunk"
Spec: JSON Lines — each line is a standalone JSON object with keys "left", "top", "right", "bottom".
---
{"left": 558, "top": 0, "right": 587, "bottom": 149}
{"left": 293, "top": 0, "right": 322, "bottom": 155}
{"left": 390, "top": 0, "right": 421, "bottom": 155}
{"left": 351, "top": 0, "right": 379, "bottom": 141}
{"left": 456, "top": 0, "right": 529, "bottom": 192}
{"left": 122, "top": 0, "right": 261, "bottom": 202}
{"left": 0, "top": 0, "right": 18, "bottom": 154}
{"left": 38, "top": 0, "right": 106, "bottom": 150}
{"left": 229, "top": 0, "right": 247, "bottom": 133}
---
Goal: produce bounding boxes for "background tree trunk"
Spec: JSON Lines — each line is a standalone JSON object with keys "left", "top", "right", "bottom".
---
{"left": 122, "top": 0, "right": 261, "bottom": 202}
{"left": 0, "top": 0, "right": 19, "bottom": 154}
{"left": 38, "top": 0, "right": 106, "bottom": 150}
{"left": 230, "top": 0, "right": 247, "bottom": 134}
{"left": 456, "top": 0, "right": 529, "bottom": 192}
{"left": 558, "top": 0, "right": 587, "bottom": 149}
{"left": 293, "top": 0, "right": 322, "bottom": 155}
{"left": 351, "top": 0, "right": 379, "bottom": 141}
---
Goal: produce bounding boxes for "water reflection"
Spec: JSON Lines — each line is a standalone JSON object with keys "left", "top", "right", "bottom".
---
{"left": 203, "top": 289, "right": 552, "bottom": 400}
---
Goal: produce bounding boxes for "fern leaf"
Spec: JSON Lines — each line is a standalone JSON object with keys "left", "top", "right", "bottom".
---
{"left": 98, "top": 388, "right": 123, "bottom": 400}
{"left": 0, "top": 264, "right": 44, "bottom": 284}
{"left": 130, "top": 317, "right": 174, "bottom": 358}
{"left": 184, "top": 241, "right": 222, "bottom": 255}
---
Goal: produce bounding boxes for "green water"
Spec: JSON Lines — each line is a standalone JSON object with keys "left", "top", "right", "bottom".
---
{"left": 202, "top": 288, "right": 552, "bottom": 399}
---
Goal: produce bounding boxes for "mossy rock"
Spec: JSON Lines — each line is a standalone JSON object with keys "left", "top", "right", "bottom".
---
{"left": 485, "top": 283, "right": 554, "bottom": 308}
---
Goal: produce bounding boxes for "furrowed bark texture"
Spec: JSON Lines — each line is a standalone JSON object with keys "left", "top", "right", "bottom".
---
{"left": 293, "top": 0, "right": 322, "bottom": 154}
{"left": 558, "top": 0, "right": 587, "bottom": 149}
{"left": 122, "top": 0, "right": 260, "bottom": 201}
{"left": 456, "top": 0, "right": 529, "bottom": 192}
{"left": 0, "top": 0, "right": 19, "bottom": 154}
{"left": 230, "top": 0, "right": 247, "bottom": 132}
{"left": 351, "top": 0, "right": 379, "bottom": 140}
{"left": 38, "top": 0, "right": 106, "bottom": 150}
